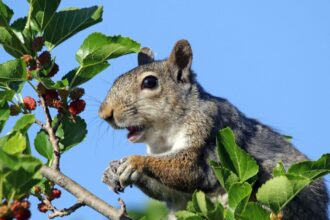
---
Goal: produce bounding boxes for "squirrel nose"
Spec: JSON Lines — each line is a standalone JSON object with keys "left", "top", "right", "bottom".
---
{"left": 99, "top": 103, "right": 113, "bottom": 122}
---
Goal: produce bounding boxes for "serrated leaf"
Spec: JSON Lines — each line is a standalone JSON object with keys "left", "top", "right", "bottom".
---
{"left": 57, "top": 115, "right": 87, "bottom": 152}
{"left": 12, "top": 114, "right": 35, "bottom": 133}
{"left": 217, "top": 127, "right": 259, "bottom": 182}
{"left": 228, "top": 182, "right": 252, "bottom": 216}
{"left": 0, "top": 59, "right": 27, "bottom": 82}
{"left": 256, "top": 174, "right": 310, "bottom": 213}
{"left": 288, "top": 154, "right": 330, "bottom": 180}
{"left": 76, "top": 33, "right": 140, "bottom": 66}
{"left": 210, "top": 160, "right": 239, "bottom": 191}
{"left": 63, "top": 62, "right": 109, "bottom": 88}
{"left": 44, "top": 6, "right": 103, "bottom": 50}
{"left": 272, "top": 161, "right": 286, "bottom": 177}
{"left": 2, "top": 132, "right": 26, "bottom": 155}
{"left": 240, "top": 202, "right": 270, "bottom": 220}
{"left": 0, "top": 27, "right": 28, "bottom": 58}
{"left": 2, "top": 153, "right": 42, "bottom": 199}
{"left": 30, "top": 0, "right": 61, "bottom": 32}
{"left": 0, "top": 1, "right": 13, "bottom": 26}
{"left": 176, "top": 211, "right": 203, "bottom": 220}
{"left": 34, "top": 131, "right": 53, "bottom": 161}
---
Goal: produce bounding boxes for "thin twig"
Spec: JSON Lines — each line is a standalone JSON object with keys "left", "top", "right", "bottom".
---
{"left": 40, "top": 166, "right": 131, "bottom": 220}
{"left": 35, "top": 119, "right": 45, "bottom": 129}
{"left": 48, "top": 201, "right": 85, "bottom": 219}
{"left": 39, "top": 95, "right": 61, "bottom": 170}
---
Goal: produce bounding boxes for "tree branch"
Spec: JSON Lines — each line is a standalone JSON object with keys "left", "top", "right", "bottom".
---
{"left": 39, "top": 95, "right": 61, "bottom": 170}
{"left": 40, "top": 166, "right": 131, "bottom": 220}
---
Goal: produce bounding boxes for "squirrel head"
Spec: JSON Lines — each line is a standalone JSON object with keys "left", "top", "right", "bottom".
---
{"left": 99, "top": 40, "right": 197, "bottom": 147}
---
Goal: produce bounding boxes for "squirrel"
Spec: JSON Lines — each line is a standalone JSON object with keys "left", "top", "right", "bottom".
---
{"left": 99, "top": 40, "right": 329, "bottom": 220}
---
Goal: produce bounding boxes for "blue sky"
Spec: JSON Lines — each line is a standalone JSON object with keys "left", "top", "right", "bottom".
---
{"left": 1, "top": 0, "right": 330, "bottom": 219}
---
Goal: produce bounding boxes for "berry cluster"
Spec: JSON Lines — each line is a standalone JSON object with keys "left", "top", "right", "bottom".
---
{"left": 22, "top": 37, "right": 60, "bottom": 80}
{"left": 0, "top": 200, "right": 31, "bottom": 220}
{"left": 34, "top": 186, "right": 62, "bottom": 214}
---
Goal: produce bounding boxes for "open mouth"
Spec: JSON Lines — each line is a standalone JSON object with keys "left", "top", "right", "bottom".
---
{"left": 126, "top": 125, "right": 145, "bottom": 142}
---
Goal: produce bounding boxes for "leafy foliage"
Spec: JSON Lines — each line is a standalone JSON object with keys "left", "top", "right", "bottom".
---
{"left": 176, "top": 128, "right": 330, "bottom": 220}
{"left": 0, "top": 0, "right": 140, "bottom": 218}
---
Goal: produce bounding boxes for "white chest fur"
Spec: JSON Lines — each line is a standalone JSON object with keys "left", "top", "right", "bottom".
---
{"left": 145, "top": 124, "right": 188, "bottom": 155}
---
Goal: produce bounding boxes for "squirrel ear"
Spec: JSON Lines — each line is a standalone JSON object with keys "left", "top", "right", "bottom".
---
{"left": 168, "top": 40, "right": 193, "bottom": 83}
{"left": 138, "top": 47, "right": 154, "bottom": 66}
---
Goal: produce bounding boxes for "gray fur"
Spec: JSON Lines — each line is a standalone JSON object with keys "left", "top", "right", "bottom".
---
{"left": 100, "top": 40, "right": 329, "bottom": 219}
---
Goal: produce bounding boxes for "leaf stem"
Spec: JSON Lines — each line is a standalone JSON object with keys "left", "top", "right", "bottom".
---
{"left": 69, "top": 66, "right": 83, "bottom": 88}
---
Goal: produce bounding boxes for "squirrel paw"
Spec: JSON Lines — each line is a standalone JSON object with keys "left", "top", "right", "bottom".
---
{"left": 117, "top": 156, "right": 140, "bottom": 188}
{"left": 102, "top": 160, "right": 125, "bottom": 194}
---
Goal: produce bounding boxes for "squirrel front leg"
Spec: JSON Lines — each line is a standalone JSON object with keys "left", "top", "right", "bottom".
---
{"left": 116, "top": 147, "right": 209, "bottom": 193}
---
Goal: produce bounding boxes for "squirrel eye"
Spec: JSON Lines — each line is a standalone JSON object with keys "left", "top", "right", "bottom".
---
{"left": 141, "top": 76, "right": 158, "bottom": 89}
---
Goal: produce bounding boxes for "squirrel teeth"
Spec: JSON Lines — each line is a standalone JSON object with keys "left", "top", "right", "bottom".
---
{"left": 126, "top": 126, "right": 145, "bottom": 142}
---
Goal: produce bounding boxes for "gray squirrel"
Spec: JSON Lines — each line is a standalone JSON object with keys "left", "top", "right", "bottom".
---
{"left": 99, "top": 40, "right": 329, "bottom": 220}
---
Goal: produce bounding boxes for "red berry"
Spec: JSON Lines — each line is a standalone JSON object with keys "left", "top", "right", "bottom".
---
{"left": 43, "top": 90, "right": 59, "bottom": 107}
{"left": 32, "top": 36, "right": 44, "bottom": 52}
{"left": 69, "top": 99, "right": 86, "bottom": 116}
{"left": 37, "top": 203, "right": 48, "bottom": 213}
{"left": 23, "top": 96, "right": 36, "bottom": 111}
{"left": 38, "top": 51, "right": 51, "bottom": 67}
{"left": 14, "top": 209, "right": 31, "bottom": 220}
{"left": 47, "top": 63, "right": 59, "bottom": 77}
{"left": 34, "top": 186, "right": 41, "bottom": 194}
{"left": 10, "top": 200, "right": 20, "bottom": 213}
{"left": 51, "top": 188, "right": 61, "bottom": 199}
{"left": 52, "top": 100, "right": 63, "bottom": 109}
{"left": 20, "top": 201, "right": 30, "bottom": 210}
{"left": 69, "top": 88, "right": 85, "bottom": 101}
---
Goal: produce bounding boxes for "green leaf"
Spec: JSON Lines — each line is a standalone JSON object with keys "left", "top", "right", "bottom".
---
{"left": 0, "top": 27, "right": 28, "bottom": 58}
{"left": 30, "top": 0, "right": 61, "bottom": 32}
{"left": 0, "top": 59, "right": 27, "bottom": 82}
{"left": 34, "top": 131, "right": 53, "bottom": 161}
{"left": 0, "top": 105, "right": 10, "bottom": 133}
{"left": 38, "top": 77, "right": 69, "bottom": 90}
{"left": 272, "top": 161, "right": 286, "bottom": 177}
{"left": 216, "top": 127, "right": 259, "bottom": 182}
{"left": 192, "top": 191, "right": 214, "bottom": 216}
{"left": 240, "top": 202, "right": 270, "bottom": 220}
{"left": 288, "top": 154, "right": 330, "bottom": 180}
{"left": 12, "top": 114, "right": 35, "bottom": 133}
{"left": 2, "top": 132, "right": 26, "bottom": 155}
{"left": 2, "top": 153, "right": 42, "bottom": 199}
{"left": 256, "top": 174, "right": 310, "bottom": 213}
{"left": 227, "top": 182, "right": 252, "bottom": 216}
{"left": 0, "top": 90, "right": 15, "bottom": 105}
{"left": 210, "top": 160, "right": 239, "bottom": 191}
{"left": 63, "top": 62, "right": 109, "bottom": 88}
{"left": 76, "top": 33, "right": 140, "bottom": 66}
{"left": 67, "top": 33, "right": 140, "bottom": 88}
{"left": 57, "top": 115, "right": 87, "bottom": 152}
{"left": 176, "top": 211, "right": 203, "bottom": 220}
{"left": 44, "top": 6, "right": 103, "bottom": 50}
{"left": 208, "top": 203, "right": 224, "bottom": 220}
{"left": 0, "top": 1, "right": 13, "bottom": 26}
